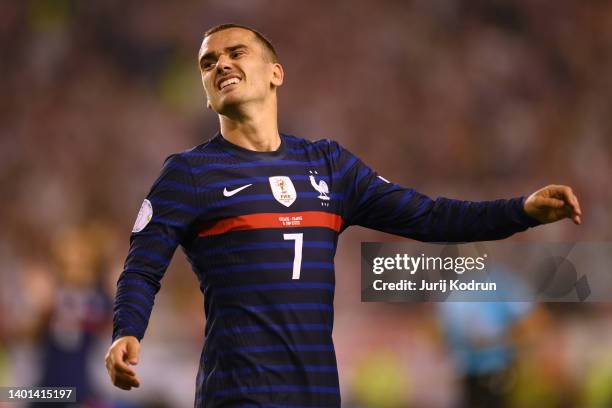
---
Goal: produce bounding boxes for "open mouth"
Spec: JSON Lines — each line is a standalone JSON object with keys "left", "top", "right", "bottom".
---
{"left": 218, "top": 77, "right": 241, "bottom": 91}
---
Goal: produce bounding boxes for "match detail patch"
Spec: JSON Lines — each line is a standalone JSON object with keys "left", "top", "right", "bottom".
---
{"left": 198, "top": 211, "right": 343, "bottom": 237}
{"left": 132, "top": 199, "right": 153, "bottom": 233}
{"left": 269, "top": 176, "right": 296, "bottom": 207}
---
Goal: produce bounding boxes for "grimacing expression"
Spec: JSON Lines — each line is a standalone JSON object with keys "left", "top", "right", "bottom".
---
{"left": 198, "top": 28, "right": 282, "bottom": 114}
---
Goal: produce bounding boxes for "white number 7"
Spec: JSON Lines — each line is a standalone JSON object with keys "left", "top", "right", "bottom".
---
{"left": 283, "top": 233, "right": 303, "bottom": 280}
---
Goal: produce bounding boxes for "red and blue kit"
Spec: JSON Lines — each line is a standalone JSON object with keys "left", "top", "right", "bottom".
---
{"left": 112, "top": 133, "right": 538, "bottom": 407}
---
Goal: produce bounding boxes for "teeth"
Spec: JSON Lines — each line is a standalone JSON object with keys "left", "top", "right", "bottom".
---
{"left": 219, "top": 78, "right": 240, "bottom": 89}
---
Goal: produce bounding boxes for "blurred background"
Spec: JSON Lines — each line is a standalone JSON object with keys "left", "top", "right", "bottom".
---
{"left": 1, "top": 0, "right": 611, "bottom": 407}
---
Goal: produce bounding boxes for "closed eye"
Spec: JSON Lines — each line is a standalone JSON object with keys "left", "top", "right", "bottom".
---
{"left": 199, "top": 44, "right": 248, "bottom": 70}
{"left": 200, "top": 58, "right": 215, "bottom": 70}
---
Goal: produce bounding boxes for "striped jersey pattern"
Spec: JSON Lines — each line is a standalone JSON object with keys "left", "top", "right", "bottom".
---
{"left": 112, "top": 133, "right": 539, "bottom": 407}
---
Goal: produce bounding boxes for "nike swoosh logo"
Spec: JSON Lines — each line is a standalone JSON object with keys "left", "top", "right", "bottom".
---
{"left": 223, "top": 184, "right": 253, "bottom": 197}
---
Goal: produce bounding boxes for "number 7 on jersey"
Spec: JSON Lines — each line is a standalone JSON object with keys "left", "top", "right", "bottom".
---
{"left": 283, "top": 233, "right": 303, "bottom": 280}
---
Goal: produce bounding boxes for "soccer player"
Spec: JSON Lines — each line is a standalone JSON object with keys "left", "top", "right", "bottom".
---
{"left": 105, "top": 24, "right": 582, "bottom": 407}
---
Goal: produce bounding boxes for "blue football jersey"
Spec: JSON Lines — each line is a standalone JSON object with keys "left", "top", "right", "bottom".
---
{"left": 112, "top": 133, "right": 539, "bottom": 407}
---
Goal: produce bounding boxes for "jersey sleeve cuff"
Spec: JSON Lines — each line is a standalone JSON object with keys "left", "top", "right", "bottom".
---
{"left": 513, "top": 196, "right": 541, "bottom": 228}
{"left": 112, "top": 328, "right": 144, "bottom": 343}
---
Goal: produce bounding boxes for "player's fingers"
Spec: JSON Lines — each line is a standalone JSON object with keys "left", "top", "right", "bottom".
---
{"left": 571, "top": 192, "right": 582, "bottom": 216}
{"left": 110, "top": 368, "right": 140, "bottom": 388}
{"left": 552, "top": 186, "right": 581, "bottom": 215}
{"left": 536, "top": 197, "right": 564, "bottom": 209}
{"left": 110, "top": 349, "right": 136, "bottom": 376}
{"left": 115, "top": 381, "right": 132, "bottom": 391}
{"left": 560, "top": 187, "right": 580, "bottom": 215}
{"left": 563, "top": 203, "right": 582, "bottom": 225}
{"left": 125, "top": 339, "right": 141, "bottom": 366}
{"left": 113, "top": 361, "right": 136, "bottom": 376}
{"left": 115, "top": 372, "right": 141, "bottom": 388}
{"left": 114, "top": 371, "right": 139, "bottom": 388}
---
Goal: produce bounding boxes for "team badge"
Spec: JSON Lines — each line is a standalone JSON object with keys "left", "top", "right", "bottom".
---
{"left": 132, "top": 199, "right": 153, "bottom": 233}
{"left": 269, "top": 176, "right": 296, "bottom": 207}
{"left": 308, "top": 170, "right": 330, "bottom": 201}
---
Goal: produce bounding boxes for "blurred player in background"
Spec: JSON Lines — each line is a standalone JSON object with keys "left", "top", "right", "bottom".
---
{"left": 8, "top": 225, "right": 113, "bottom": 408}
{"left": 438, "top": 265, "right": 539, "bottom": 408}
{"left": 105, "top": 24, "right": 582, "bottom": 407}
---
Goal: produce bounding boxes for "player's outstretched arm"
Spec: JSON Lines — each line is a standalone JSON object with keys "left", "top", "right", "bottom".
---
{"left": 523, "top": 184, "right": 582, "bottom": 225}
{"left": 105, "top": 335, "right": 141, "bottom": 390}
{"left": 333, "top": 141, "right": 583, "bottom": 242}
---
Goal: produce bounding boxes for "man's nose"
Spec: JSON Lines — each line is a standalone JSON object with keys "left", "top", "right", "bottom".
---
{"left": 215, "top": 55, "right": 232, "bottom": 73}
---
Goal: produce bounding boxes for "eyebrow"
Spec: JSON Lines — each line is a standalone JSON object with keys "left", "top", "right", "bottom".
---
{"left": 199, "top": 44, "right": 249, "bottom": 65}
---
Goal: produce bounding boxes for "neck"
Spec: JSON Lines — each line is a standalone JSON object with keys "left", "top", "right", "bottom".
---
{"left": 218, "top": 96, "right": 280, "bottom": 152}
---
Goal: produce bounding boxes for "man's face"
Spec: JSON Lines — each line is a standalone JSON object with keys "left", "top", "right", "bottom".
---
{"left": 198, "top": 28, "right": 282, "bottom": 114}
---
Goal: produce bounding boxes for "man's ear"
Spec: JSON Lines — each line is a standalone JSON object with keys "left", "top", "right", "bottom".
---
{"left": 206, "top": 100, "right": 212, "bottom": 109}
{"left": 271, "top": 63, "right": 284, "bottom": 87}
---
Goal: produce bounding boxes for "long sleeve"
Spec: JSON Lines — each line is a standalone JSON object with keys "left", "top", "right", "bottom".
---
{"left": 112, "top": 153, "right": 200, "bottom": 342}
{"left": 334, "top": 143, "right": 540, "bottom": 242}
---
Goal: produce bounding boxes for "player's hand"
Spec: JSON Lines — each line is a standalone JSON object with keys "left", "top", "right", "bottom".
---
{"left": 524, "top": 184, "right": 582, "bottom": 225}
{"left": 105, "top": 335, "right": 141, "bottom": 390}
